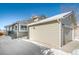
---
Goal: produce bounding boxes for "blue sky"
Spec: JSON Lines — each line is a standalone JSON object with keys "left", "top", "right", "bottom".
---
{"left": 0, "top": 3, "right": 78, "bottom": 29}
{"left": 0, "top": 3, "right": 61, "bottom": 29}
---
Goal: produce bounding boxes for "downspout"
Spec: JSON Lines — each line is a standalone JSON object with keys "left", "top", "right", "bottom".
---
{"left": 57, "top": 19, "right": 62, "bottom": 48}
{"left": 17, "top": 23, "right": 19, "bottom": 39}
{"left": 27, "top": 25, "right": 29, "bottom": 39}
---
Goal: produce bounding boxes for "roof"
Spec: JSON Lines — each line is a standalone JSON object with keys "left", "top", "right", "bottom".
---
{"left": 5, "top": 19, "right": 33, "bottom": 28}
{"left": 28, "top": 11, "right": 73, "bottom": 26}
{"left": 5, "top": 15, "right": 47, "bottom": 28}
{"left": 14, "top": 19, "right": 33, "bottom": 24}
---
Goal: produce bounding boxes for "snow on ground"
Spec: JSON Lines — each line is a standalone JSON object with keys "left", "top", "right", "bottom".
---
{"left": 14, "top": 36, "right": 46, "bottom": 47}
{"left": 1, "top": 36, "right": 78, "bottom": 55}
{"left": 14, "top": 36, "right": 71, "bottom": 55}
{"left": 72, "top": 49, "right": 79, "bottom": 55}
{"left": 74, "top": 38, "right": 79, "bottom": 41}
{"left": 0, "top": 36, "right": 48, "bottom": 55}
{"left": 50, "top": 49, "right": 71, "bottom": 55}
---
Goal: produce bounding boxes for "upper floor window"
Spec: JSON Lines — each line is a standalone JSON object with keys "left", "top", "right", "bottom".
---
{"left": 20, "top": 25, "right": 27, "bottom": 30}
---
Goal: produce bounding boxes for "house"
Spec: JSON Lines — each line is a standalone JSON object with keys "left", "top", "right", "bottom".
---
{"left": 5, "top": 15, "right": 47, "bottom": 39}
{"left": 32, "top": 15, "right": 47, "bottom": 22}
{"left": 28, "top": 11, "right": 77, "bottom": 49}
{"left": 5, "top": 20, "right": 29, "bottom": 39}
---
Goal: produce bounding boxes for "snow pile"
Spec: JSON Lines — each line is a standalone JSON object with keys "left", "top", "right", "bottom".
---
{"left": 17, "top": 36, "right": 26, "bottom": 39}
{"left": 41, "top": 48, "right": 71, "bottom": 55}
{"left": 41, "top": 48, "right": 54, "bottom": 55}
{"left": 72, "top": 49, "right": 79, "bottom": 55}
{"left": 0, "top": 36, "right": 12, "bottom": 40}
{"left": 74, "top": 38, "right": 79, "bottom": 41}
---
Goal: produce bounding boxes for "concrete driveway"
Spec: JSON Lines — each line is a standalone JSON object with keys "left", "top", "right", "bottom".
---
{"left": 0, "top": 36, "right": 48, "bottom": 55}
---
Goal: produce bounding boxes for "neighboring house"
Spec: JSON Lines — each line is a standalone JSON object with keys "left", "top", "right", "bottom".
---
{"left": 28, "top": 11, "right": 77, "bottom": 49}
{"left": 5, "top": 20, "right": 29, "bottom": 39}
{"left": 5, "top": 15, "right": 47, "bottom": 39}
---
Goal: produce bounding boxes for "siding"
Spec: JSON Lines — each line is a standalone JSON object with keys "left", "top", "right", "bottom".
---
{"left": 62, "top": 16, "right": 72, "bottom": 26}
{"left": 17, "top": 32, "right": 28, "bottom": 38}
{"left": 62, "top": 16, "right": 72, "bottom": 45}
{"left": 75, "top": 26, "right": 79, "bottom": 39}
{"left": 62, "top": 27, "right": 72, "bottom": 45}
{"left": 29, "top": 21, "right": 59, "bottom": 48}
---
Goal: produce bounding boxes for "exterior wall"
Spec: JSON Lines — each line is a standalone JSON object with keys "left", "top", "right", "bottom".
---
{"left": 10, "top": 32, "right": 17, "bottom": 39}
{"left": 62, "top": 27, "right": 72, "bottom": 45}
{"left": 9, "top": 26, "right": 12, "bottom": 31}
{"left": 13, "top": 24, "right": 18, "bottom": 32}
{"left": 5, "top": 27, "right": 9, "bottom": 35}
{"left": 6, "top": 24, "right": 18, "bottom": 38}
{"left": 19, "top": 24, "right": 28, "bottom": 32}
{"left": 75, "top": 26, "right": 79, "bottom": 40}
{"left": 17, "top": 32, "right": 28, "bottom": 38}
{"left": 6, "top": 27, "right": 10, "bottom": 31}
{"left": 61, "top": 15, "right": 73, "bottom": 45}
{"left": 5, "top": 23, "right": 28, "bottom": 39}
{"left": 16, "top": 23, "right": 28, "bottom": 38}
{"left": 29, "top": 21, "right": 60, "bottom": 48}
{"left": 62, "top": 15, "right": 72, "bottom": 27}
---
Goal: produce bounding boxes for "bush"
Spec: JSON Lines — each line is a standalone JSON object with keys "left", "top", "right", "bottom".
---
{"left": 0, "top": 32, "right": 4, "bottom": 36}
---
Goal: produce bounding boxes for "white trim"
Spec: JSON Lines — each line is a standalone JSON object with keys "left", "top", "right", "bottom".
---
{"left": 17, "top": 23, "right": 19, "bottom": 38}
{"left": 19, "top": 24, "right": 27, "bottom": 32}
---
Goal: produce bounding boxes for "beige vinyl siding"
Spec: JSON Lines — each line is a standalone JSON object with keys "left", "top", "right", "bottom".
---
{"left": 29, "top": 21, "right": 60, "bottom": 48}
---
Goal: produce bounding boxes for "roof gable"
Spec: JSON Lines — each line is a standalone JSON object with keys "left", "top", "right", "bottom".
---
{"left": 28, "top": 11, "right": 74, "bottom": 26}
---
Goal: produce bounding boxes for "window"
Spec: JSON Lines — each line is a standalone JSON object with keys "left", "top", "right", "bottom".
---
{"left": 21, "top": 25, "right": 27, "bottom": 30}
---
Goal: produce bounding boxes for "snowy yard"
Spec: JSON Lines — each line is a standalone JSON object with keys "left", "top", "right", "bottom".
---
{"left": 0, "top": 36, "right": 50, "bottom": 55}
{"left": 0, "top": 36, "right": 79, "bottom": 55}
